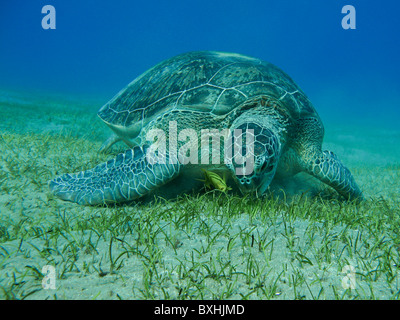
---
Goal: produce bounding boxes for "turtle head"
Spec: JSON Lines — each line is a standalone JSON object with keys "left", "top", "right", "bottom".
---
{"left": 227, "top": 121, "right": 282, "bottom": 195}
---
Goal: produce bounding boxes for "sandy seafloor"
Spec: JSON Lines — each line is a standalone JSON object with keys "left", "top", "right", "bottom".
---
{"left": 0, "top": 89, "right": 399, "bottom": 300}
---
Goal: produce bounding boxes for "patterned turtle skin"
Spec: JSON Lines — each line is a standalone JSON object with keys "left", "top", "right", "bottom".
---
{"left": 49, "top": 51, "right": 363, "bottom": 205}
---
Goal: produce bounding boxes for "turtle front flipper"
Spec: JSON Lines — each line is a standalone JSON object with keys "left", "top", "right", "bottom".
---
{"left": 305, "top": 150, "right": 363, "bottom": 201}
{"left": 49, "top": 145, "right": 181, "bottom": 205}
{"left": 98, "top": 133, "right": 122, "bottom": 153}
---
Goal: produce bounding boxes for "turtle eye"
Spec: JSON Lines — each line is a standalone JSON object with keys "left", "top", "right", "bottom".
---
{"left": 260, "top": 162, "right": 268, "bottom": 172}
{"left": 260, "top": 161, "right": 274, "bottom": 173}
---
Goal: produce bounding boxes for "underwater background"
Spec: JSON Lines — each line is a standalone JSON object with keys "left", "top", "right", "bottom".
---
{"left": 0, "top": 0, "right": 400, "bottom": 300}
{"left": 1, "top": 0, "right": 399, "bottom": 124}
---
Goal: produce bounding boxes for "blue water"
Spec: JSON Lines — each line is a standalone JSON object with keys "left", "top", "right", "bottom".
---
{"left": 1, "top": 0, "right": 399, "bottom": 125}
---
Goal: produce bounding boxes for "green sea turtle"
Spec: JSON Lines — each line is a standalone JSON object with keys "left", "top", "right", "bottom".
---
{"left": 49, "top": 51, "right": 363, "bottom": 205}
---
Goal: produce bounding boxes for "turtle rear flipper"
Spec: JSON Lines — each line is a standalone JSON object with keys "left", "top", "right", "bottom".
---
{"left": 49, "top": 145, "right": 181, "bottom": 205}
{"left": 306, "top": 150, "right": 363, "bottom": 201}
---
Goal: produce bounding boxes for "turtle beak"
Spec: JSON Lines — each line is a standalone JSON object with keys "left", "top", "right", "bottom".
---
{"left": 236, "top": 169, "right": 276, "bottom": 196}
{"left": 236, "top": 178, "right": 258, "bottom": 195}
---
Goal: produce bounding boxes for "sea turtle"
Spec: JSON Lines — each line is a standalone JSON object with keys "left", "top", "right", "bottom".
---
{"left": 49, "top": 51, "right": 363, "bottom": 205}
